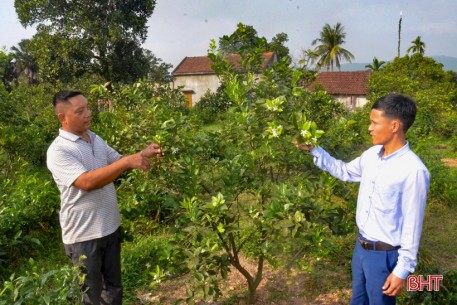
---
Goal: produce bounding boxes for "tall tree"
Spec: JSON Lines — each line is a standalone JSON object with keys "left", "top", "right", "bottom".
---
{"left": 14, "top": 0, "right": 163, "bottom": 83}
{"left": 26, "top": 27, "right": 94, "bottom": 84}
{"left": 268, "top": 32, "right": 290, "bottom": 60}
{"left": 368, "top": 54, "right": 457, "bottom": 140}
{"left": 365, "top": 57, "right": 386, "bottom": 71}
{"left": 0, "top": 48, "right": 15, "bottom": 89}
{"left": 10, "top": 39, "right": 39, "bottom": 84}
{"left": 398, "top": 11, "right": 402, "bottom": 57}
{"left": 311, "top": 22, "right": 355, "bottom": 71}
{"left": 219, "top": 23, "right": 267, "bottom": 55}
{"left": 143, "top": 50, "right": 173, "bottom": 83}
{"left": 407, "top": 36, "right": 426, "bottom": 55}
{"left": 298, "top": 48, "right": 319, "bottom": 69}
{"left": 218, "top": 22, "right": 290, "bottom": 59}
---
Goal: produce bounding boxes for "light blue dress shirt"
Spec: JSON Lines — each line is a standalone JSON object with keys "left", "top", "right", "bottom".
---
{"left": 311, "top": 142, "right": 430, "bottom": 279}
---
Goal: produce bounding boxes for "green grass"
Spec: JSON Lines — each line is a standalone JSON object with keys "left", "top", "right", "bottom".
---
{"left": 420, "top": 203, "right": 457, "bottom": 273}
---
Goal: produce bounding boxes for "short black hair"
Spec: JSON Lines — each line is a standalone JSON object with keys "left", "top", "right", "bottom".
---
{"left": 372, "top": 93, "right": 417, "bottom": 132}
{"left": 52, "top": 90, "right": 83, "bottom": 108}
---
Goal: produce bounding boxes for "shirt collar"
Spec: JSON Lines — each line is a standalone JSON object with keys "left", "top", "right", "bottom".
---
{"left": 377, "top": 141, "right": 411, "bottom": 160}
{"left": 58, "top": 128, "right": 94, "bottom": 143}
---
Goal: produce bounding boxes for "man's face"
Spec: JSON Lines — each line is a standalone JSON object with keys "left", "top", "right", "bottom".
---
{"left": 57, "top": 95, "right": 91, "bottom": 136}
{"left": 368, "top": 109, "right": 397, "bottom": 146}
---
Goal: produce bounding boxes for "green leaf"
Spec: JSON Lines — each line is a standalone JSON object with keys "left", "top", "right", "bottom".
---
{"left": 216, "top": 223, "right": 225, "bottom": 233}
{"left": 278, "top": 219, "right": 295, "bottom": 228}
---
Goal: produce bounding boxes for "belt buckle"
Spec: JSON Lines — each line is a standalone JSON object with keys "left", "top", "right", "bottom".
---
{"left": 358, "top": 236, "right": 368, "bottom": 249}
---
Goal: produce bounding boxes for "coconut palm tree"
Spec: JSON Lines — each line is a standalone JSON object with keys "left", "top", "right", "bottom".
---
{"left": 10, "top": 39, "right": 39, "bottom": 84}
{"left": 311, "top": 22, "right": 355, "bottom": 71}
{"left": 365, "top": 57, "right": 386, "bottom": 71}
{"left": 407, "top": 36, "right": 426, "bottom": 55}
{"left": 299, "top": 48, "right": 319, "bottom": 69}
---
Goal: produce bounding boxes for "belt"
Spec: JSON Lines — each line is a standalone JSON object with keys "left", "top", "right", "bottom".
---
{"left": 357, "top": 235, "right": 400, "bottom": 251}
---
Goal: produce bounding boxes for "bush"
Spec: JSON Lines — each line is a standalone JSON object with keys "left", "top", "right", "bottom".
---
{"left": 121, "top": 234, "right": 186, "bottom": 302}
{"left": 0, "top": 83, "right": 58, "bottom": 166}
{"left": 192, "top": 88, "right": 232, "bottom": 124}
{"left": 0, "top": 258, "right": 84, "bottom": 305}
{"left": 413, "top": 140, "right": 457, "bottom": 206}
{"left": 0, "top": 161, "right": 60, "bottom": 275}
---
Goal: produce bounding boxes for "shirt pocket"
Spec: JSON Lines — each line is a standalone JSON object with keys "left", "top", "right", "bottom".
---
{"left": 92, "top": 144, "right": 110, "bottom": 169}
{"left": 372, "top": 184, "right": 401, "bottom": 214}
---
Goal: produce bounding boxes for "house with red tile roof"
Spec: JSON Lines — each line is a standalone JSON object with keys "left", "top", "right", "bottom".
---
{"left": 172, "top": 52, "right": 277, "bottom": 107}
{"left": 306, "top": 71, "right": 371, "bottom": 109}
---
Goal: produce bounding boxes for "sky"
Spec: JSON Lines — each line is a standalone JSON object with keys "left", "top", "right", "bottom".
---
{"left": 1, "top": 0, "right": 457, "bottom": 69}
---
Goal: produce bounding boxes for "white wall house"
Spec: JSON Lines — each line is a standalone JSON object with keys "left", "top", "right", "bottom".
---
{"left": 172, "top": 52, "right": 278, "bottom": 107}
{"left": 306, "top": 71, "right": 371, "bottom": 110}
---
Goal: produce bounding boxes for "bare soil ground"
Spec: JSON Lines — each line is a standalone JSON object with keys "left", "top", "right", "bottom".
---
{"left": 441, "top": 158, "right": 457, "bottom": 168}
{"left": 136, "top": 256, "right": 352, "bottom": 305}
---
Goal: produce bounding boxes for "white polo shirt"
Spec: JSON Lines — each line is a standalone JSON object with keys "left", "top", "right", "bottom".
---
{"left": 47, "top": 129, "right": 122, "bottom": 244}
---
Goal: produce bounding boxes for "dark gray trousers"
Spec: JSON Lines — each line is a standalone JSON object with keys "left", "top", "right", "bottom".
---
{"left": 64, "top": 228, "right": 123, "bottom": 305}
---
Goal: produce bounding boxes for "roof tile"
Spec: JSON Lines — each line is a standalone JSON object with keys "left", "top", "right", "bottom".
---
{"left": 307, "top": 71, "right": 371, "bottom": 95}
{"left": 172, "top": 52, "right": 276, "bottom": 75}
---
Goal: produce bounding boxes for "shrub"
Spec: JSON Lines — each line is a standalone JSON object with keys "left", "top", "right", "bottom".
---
{"left": 121, "top": 234, "right": 186, "bottom": 302}
{"left": 0, "top": 259, "right": 84, "bottom": 305}
{"left": 192, "top": 88, "right": 232, "bottom": 124}
{"left": 413, "top": 140, "right": 457, "bottom": 206}
{"left": 0, "top": 160, "right": 60, "bottom": 275}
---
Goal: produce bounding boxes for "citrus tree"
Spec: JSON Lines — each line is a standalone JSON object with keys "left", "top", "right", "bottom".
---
{"left": 127, "top": 43, "right": 352, "bottom": 304}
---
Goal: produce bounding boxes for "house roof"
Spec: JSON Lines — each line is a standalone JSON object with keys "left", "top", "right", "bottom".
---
{"left": 307, "top": 71, "right": 371, "bottom": 95}
{"left": 172, "top": 52, "right": 277, "bottom": 76}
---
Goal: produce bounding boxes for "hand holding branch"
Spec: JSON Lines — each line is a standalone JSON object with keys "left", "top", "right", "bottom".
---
{"left": 141, "top": 142, "right": 164, "bottom": 158}
{"left": 294, "top": 140, "right": 315, "bottom": 152}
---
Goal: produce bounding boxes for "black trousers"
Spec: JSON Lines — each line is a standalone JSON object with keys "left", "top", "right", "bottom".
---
{"left": 64, "top": 228, "right": 123, "bottom": 305}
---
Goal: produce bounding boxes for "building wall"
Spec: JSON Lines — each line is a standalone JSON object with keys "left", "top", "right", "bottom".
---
{"left": 174, "top": 73, "right": 370, "bottom": 110}
{"left": 334, "top": 95, "right": 369, "bottom": 110}
{"left": 173, "top": 74, "right": 221, "bottom": 106}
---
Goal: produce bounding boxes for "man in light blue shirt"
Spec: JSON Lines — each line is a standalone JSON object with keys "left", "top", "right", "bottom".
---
{"left": 296, "top": 94, "right": 430, "bottom": 304}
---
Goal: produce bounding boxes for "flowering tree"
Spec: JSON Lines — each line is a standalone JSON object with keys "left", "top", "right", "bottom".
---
{"left": 145, "top": 43, "right": 348, "bottom": 304}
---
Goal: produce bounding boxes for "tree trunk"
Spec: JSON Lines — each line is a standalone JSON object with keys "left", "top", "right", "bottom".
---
{"left": 228, "top": 232, "right": 265, "bottom": 304}
{"left": 245, "top": 256, "right": 264, "bottom": 304}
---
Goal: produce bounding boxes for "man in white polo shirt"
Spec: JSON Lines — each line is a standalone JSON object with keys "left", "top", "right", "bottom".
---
{"left": 47, "top": 90, "right": 162, "bottom": 305}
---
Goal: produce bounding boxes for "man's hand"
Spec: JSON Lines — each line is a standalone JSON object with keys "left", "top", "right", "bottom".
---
{"left": 126, "top": 152, "right": 151, "bottom": 172}
{"left": 382, "top": 273, "right": 405, "bottom": 296}
{"left": 74, "top": 152, "right": 151, "bottom": 191}
{"left": 141, "top": 142, "right": 163, "bottom": 158}
{"left": 294, "top": 141, "right": 314, "bottom": 152}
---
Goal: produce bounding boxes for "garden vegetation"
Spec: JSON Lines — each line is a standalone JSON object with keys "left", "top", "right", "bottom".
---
{"left": 0, "top": 3, "right": 456, "bottom": 303}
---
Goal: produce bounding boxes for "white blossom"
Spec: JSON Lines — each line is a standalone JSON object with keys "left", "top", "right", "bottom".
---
{"left": 271, "top": 125, "right": 283, "bottom": 138}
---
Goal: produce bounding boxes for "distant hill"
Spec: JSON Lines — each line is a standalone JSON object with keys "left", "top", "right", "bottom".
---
{"left": 432, "top": 55, "right": 457, "bottom": 72}
{"left": 339, "top": 55, "right": 457, "bottom": 72}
